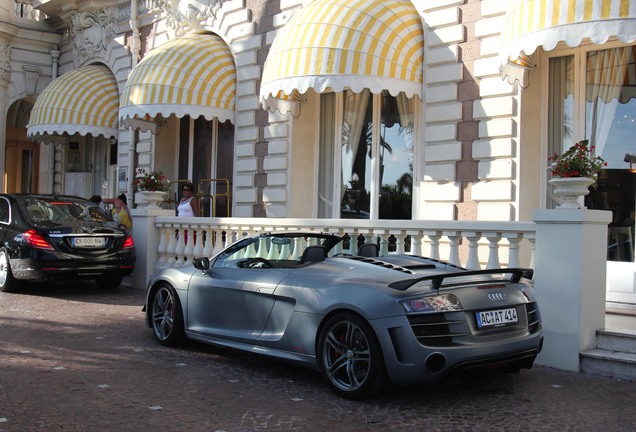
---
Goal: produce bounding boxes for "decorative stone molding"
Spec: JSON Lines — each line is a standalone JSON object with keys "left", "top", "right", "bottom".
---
{"left": 159, "top": 0, "right": 225, "bottom": 37}
{"left": 70, "top": 8, "right": 116, "bottom": 65}
{"left": 22, "top": 65, "right": 41, "bottom": 95}
{"left": 0, "top": 44, "right": 11, "bottom": 81}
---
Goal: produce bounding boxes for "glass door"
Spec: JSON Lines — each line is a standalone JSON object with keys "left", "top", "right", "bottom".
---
{"left": 581, "top": 46, "right": 636, "bottom": 305}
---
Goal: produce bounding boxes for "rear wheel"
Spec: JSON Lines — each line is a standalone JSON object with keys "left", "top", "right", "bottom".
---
{"left": 150, "top": 283, "right": 185, "bottom": 346}
{"left": 0, "top": 248, "right": 18, "bottom": 293}
{"left": 95, "top": 274, "right": 123, "bottom": 290}
{"left": 317, "top": 312, "right": 386, "bottom": 398}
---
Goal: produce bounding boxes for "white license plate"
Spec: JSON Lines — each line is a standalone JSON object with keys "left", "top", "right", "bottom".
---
{"left": 475, "top": 308, "right": 518, "bottom": 328}
{"left": 73, "top": 237, "right": 105, "bottom": 248}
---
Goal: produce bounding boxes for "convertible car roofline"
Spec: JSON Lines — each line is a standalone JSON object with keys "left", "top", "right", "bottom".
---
{"left": 388, "top": 268, "right": 534, "bottom": 291}
{"left": 257, "top": 231, "right": 343, "bottom": 250}
{"left": 259, "top": 231, "right": 340, "bottom": 238}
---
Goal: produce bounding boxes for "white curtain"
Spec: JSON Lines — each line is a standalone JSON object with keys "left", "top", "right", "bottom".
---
{"left": 396, "top": 92, "right": 414, "bottom": 131}
{"left": 548, "top": 56, "right": 574, "bottom": 158}
{"left": 342, "top": 89, "right": 370, "bottom": 157}
{"left": 318, "top": 93, "right": 336, "bottom": 218}
{"left": 587, "top": 48, "right": 629, "bottom": 157}
{"left": 341, "top": 89, "right": 370, "bottom": 204}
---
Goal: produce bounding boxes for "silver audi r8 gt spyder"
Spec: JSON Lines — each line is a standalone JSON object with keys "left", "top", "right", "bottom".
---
{"left": 144, "top": 232, "right": 542, "bottom": 398}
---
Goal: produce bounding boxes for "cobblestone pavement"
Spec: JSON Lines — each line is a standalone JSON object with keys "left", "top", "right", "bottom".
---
{"left": 0, "top": 283, "right": 635, "bottom": 432}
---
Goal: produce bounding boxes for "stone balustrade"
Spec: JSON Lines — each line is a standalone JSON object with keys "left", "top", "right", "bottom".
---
{"left": 148, "top": 215, "right": 537, "bottom": 273}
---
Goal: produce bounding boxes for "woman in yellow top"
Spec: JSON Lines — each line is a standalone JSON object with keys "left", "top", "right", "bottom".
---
{"left": 103, "top": 194, "right": 132, "bottom": 232}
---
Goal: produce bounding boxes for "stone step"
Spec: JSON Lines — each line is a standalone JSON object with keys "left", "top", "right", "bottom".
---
{"left": 580, "top": 329, "right": 636, "bottom": 381}
{"left": 596, "top": 330, "right": 636, "bottom": 355}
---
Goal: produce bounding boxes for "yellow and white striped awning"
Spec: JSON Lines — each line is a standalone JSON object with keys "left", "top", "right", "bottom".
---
{"left": 500, "top": 0, "right": 636, "bottom": 64}
{"left": 259, "top": 0, "right": 424, "bottom": 115}
{"left": 119, "top": 32, "right": 236, "bottom": 133}
{"left": 27, "top": 64, "right": 119, "bottom": 140}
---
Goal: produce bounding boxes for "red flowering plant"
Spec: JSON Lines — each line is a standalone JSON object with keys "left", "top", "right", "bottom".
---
{"left": 548, "top": 140, "right": 607, "bottom": 183}
{"left": 132, "top": 168, "right": 168, "bottom": 192}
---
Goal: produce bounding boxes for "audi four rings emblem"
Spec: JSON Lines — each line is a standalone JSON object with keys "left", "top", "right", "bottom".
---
{"left": 488, "top": 292, "right": 506, "bottom": 301}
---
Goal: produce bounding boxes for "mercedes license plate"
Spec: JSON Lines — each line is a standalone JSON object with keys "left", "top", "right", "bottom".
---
{"left": 73, "top": 237, "right": 105, "bottom": 248}
{"left": 475, "top": 307, "right": 518, "bottom": 329}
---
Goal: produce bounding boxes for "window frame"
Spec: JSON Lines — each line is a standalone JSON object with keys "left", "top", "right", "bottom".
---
{"left": 541, "top": 39, "right": 636, "bottom": 207}
{"left": 320, "top": 91, "right": 419, "bottom": 219}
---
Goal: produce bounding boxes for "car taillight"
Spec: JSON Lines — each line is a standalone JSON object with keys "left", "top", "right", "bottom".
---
{"left": 401, "top": 294, "right": 463, "bottom": 314}
{"left": 123, "top": 234, "right": 134, "bottom": 249}
{"left": 23, "top": 229, "right": 54, "bottom": 250}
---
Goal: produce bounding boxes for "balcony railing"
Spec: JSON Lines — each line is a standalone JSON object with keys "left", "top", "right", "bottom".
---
{"left": 147, "top": 215, "right": 536, "bottom": 272}
{"left": 14, "top": 1, "right": 45, "bottom": 21}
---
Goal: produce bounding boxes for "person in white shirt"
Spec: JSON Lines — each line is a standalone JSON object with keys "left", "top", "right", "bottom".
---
{"left": 177, "top": 182, "right": 199, "bottom": 217}
{"left": 176, "top": 182, "right": 199, "bottom": 246}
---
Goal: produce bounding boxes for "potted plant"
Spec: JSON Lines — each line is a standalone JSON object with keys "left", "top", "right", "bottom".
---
{"left": 548, "top": 140, "right": 607, "bottom": 209}
{"left": 133, "top": 168, "right": 168, "bottom": 207}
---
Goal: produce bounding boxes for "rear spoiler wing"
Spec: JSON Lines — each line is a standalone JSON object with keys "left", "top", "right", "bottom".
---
{"left": 388, "top": 268, "right": 534, "bottom": 291}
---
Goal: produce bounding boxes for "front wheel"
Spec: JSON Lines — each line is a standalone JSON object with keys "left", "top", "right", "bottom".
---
{"left": 0, "top": 248, "right": 18, "bottom": 293}
{"left": 317, "top": 313, "right": 386, "bottom": 398}
{"left": 150, "top": 283, "right": 185, "bottom": 346}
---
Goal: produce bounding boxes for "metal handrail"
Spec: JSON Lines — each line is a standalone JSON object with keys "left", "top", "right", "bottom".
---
{"left": 160, "top": 178, "right": 232, "bottom": 217}
{"left": 196, "top": 178, "right": 231, "bottom": 217}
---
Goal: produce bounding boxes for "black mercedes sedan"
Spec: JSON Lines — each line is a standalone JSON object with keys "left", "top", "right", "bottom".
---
{"left": 0, "top": 194, "right": 136, "bottom": 292}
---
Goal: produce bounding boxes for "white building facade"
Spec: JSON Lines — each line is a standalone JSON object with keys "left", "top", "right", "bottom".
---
{"left": 0, "top": 0, "right": 634, "bottom": 307}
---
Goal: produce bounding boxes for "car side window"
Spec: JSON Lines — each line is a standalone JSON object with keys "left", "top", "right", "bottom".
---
{"left": 213, "top": 238, "right": 253, "bottom": 269}
{"left": 0, "top": 199, "right": 9, "bottom": 223}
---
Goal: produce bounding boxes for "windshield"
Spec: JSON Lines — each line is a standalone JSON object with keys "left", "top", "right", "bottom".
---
{"left": 212, "top": 233, "right": 342, "bottom": 269}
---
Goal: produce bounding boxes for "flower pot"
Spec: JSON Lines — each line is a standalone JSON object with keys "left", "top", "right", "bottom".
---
{"left": 548, "top": 177, "right": 595, "bottom": 209}
{"left": 136, "top": 191, "right": 167, "bottom": 208}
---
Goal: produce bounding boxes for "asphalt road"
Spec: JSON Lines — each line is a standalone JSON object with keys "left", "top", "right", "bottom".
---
{"left": 0, "top": 282, "right": 634, "bottom": 432}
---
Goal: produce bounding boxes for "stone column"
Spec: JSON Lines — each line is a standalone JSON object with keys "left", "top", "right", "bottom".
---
{"left": 130, "top": 208, "right": 173, "bottom": 290}
{"left": 532, "top": 209, "right": 612, "bottom": 371}
{"left": 0, "top": 0, "right": 11, "bottom": 192}
{"left": 0, "top": 39, "right": 10, "bottom": 192}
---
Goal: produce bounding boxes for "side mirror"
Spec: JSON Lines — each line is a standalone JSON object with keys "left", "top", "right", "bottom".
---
{"left": 193, "top": 257, "right": 210, "bottom": 272}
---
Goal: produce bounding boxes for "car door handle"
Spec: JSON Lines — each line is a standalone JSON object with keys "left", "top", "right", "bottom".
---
{"left": 256, "top": 287, "right": 275, "bottom": 295}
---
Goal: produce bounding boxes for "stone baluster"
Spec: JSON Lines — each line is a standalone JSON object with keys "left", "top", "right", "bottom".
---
{"left": 156, "top": 224, "right": 169, "bottom": 267}
{"left": 444, "top": 231, "right": 461, "bottom": 266}
{"left": 484, "top": 232, "right": 502, "bottom": 269}
{"left": 257, "top": 237, "right": 269, "bottom": 258}
{"left": 378, "top": 235, "right": 389, "bottom": 256}
{"left": 393, "top": 232, "right": 404, "bottom": 254}
{"left": 183, "top": 227, "right": 195, "bottom": 264}
{"left": 505, "top": 233, "right": 523, "bottom": 268}
{"left": 202, "top": 228, "right": 214, "bottom": 258}
{"left": 465, "top": 231, "right": 482, "bottom": 270}
{"left": 525, "top": 233, "right": 536, "bottom": 271}
{"left": 244, "top": 237, "right": 257, "bottom": 258}
{"left": 267, "top": 239, "right": 278, "bottom": 259}
{"left": 407, "top": 231, "right": 421, "bottom": 256}
{"left": 290, "top": 237, "right": 303, "bottom": 260}
{"left": 174, "top": 226, "right": 187, "bottom": 266}
{"left": 346, "top": 234, "right": 356, "bottom": 255}
{"left": 212, "top": 230, "right": 224, "bottom": 255}
{"left": 166, "top": 225, "right": 177, "bottom": 267}
{"left": 192, "top": 226, "right": 205, "bottom": 258}
{"left": 424, "top": 231, "right": 441, "bottom": 260}
{"left": 279, "top": 242, "right": 291, "bottom": 259}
